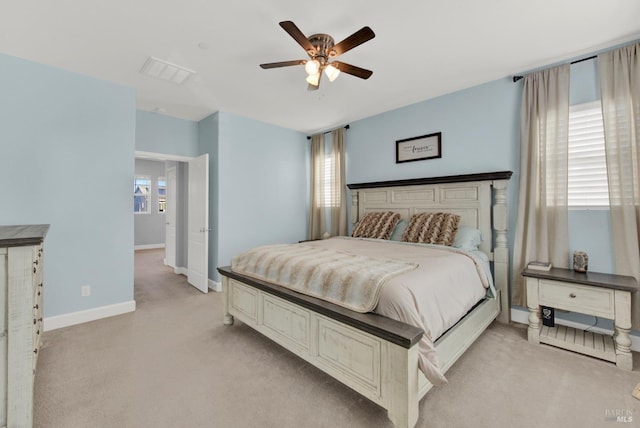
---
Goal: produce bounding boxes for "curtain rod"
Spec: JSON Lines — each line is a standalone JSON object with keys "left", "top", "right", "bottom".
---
{"left": 306, "top": 124, "right": 350, "bottom": 140}
{"left": 512, "top": 55, "right": 597, "bottom": 83}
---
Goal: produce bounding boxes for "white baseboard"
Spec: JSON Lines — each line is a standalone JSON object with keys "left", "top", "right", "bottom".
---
{"left": 511, "top": 307, "right": 640, "bottom": 352}
{"left": 44, "top": 300, "right": 136, "bottom": 331}
{"left": 135, "top": 243, "right": 165, "bottom": 250}
{"left": 174, "top": 267, "right": 188, "bottom": 276}
{"left": 209, "top": 279, "right": 221, "bottom": 292}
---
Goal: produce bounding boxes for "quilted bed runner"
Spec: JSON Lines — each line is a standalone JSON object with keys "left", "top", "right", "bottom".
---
{"left": 231, "top": 243, "right": 418, "bottom": 313}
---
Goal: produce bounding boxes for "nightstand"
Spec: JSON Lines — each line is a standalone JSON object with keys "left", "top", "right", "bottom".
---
{"left": 523, "top": 267, "right": 637, "bottom": 371}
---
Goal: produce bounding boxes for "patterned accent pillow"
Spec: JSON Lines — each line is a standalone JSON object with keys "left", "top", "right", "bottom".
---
{"left": 401, "top": 212, "right": 461, "bottom": 246}
{"left": 352, "top": 211, "right": 401, "bottom": 240}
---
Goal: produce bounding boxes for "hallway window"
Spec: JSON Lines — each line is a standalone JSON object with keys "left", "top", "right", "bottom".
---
{"left": 134, "top": 176, "right": 151, "bottom": 214}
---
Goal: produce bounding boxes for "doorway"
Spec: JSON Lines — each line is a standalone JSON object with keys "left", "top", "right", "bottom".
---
{"left": 134, "top": 151, "right": 210, "bottom": 294}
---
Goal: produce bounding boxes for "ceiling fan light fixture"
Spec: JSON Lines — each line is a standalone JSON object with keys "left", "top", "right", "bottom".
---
{"left": 324, "top": 64, "right": 340, "bottom": 82}
{"left": 306, "top": 72, "right": 320, "bottom": 86}
{"left": 260, "top": 21, "right": 375, "bottom": 89}
{"left": 304, "top": 59, "right": 320, "bottom": 75}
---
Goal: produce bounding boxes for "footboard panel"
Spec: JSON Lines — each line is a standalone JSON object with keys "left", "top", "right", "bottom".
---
{"left": 219, "top": 265, "right": 499, "bottom": 428}
{"left": 221, "top": 271, "right": 423, "bottom": 424}
{"left": 317, "top": 317, "right": 382, "bottom": 399}
{"left": 262, "top": 293, "right": 311, "bottom": 353}
{"left": 226, "top": 276, "right": 390, "bottom": 405}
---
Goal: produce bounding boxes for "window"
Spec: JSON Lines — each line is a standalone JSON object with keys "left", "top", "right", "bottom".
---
{"left": 568, "top": 101, "right": 609, "bottom": 207}
{"left": 323, "top": 153, "right": 339, "bottom": 207}
{"left": 157, "top": 178, "right": 166, "bottom": 213}
{"left": 134, "top": 176, "right": 151, "bottom": 214}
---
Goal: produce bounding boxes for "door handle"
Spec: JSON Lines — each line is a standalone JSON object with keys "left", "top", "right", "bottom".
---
{"left": 200, "top": 228, "right": 213, "bottom": 232}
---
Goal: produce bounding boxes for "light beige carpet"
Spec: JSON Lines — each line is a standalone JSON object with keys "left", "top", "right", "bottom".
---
{"left": 34, "top": 249, "right": 640, "bottom": 428}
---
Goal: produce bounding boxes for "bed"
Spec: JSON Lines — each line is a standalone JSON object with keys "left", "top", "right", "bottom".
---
{"left": 217, "top": 171, "right": 512, "bottom": 428}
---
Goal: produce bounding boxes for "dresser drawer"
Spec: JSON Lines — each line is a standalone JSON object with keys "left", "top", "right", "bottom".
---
{"left": 538, "top": 280, "right": 614, "bottom": 318}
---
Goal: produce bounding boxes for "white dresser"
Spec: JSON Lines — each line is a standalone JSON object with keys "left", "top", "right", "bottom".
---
{"left": 0, "top": 225, "right": 49, "bottom": 428}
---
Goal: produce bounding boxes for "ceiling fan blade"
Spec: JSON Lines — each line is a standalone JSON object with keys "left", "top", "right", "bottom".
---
{"left": 330, "top": 27, "right": 375, "bottom": 57}
{"left": 279, "top": 21, "right": 316, "bottom": 55}
{"left": 332, "top": 61, "right": 373, "bottom": 79}
{"left": 260, "top": 60, "right": 306, "bottom": 69}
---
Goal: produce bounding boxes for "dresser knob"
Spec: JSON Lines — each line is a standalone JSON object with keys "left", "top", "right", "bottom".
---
{"left": 33, "top": 318, "right": 36, "bottom": 325}
{"left": 33, "top": 267, "right": 36, "bottom": 274}
{"left": 570, "top": 293, "right": 576, "bottom": 298}
{"left": 34, "top": 304, "right": 39, "bottom": 309}
{"left": 33, "top": 349, "right": 38, "bottom": 354}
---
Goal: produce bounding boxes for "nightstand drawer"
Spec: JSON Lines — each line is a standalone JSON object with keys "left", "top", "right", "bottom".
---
{"left": 538, "top": 280, "right": 614, "bottom": 318}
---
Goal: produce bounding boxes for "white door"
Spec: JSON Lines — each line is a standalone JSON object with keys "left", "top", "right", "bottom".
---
{"left": 164, "top": 166, "right": 177, "bottom": 268}
{"left": 187, "top": 154, "right": 209, "bottom": 293}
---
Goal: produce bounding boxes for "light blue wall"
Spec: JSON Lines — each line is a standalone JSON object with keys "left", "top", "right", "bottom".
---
{"left": 134, "top": 112, "right": 196, "bottom": 268}
{"left": 136, "top": 110, "right": 199, "bottom": 157}
{"left": 346, "top": 77, "right": 521, "bottom": 257}
{"left": 568, "top": 210, "right": 614, "bottom": 273}
{"left": 570, "top": 59, "right": 600, "bottom": 105}
{"left": 213, "top": 112, "right": 308, "bottom": 280}
{"left": 0, "top": 53, "right": 135, "bottom": 317}
{"left": 346, "top": 56, "right": 619, "bottom": 311}
{"left": 198, "top": 113, "right": 220, "bottom": 280}
{"left": 134, "top": 159, "right": 167, "bottom": 246}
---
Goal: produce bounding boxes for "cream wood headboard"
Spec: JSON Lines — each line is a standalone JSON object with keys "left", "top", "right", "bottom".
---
{"left": 347, "top": 171, "right": 513, "bottom": 322}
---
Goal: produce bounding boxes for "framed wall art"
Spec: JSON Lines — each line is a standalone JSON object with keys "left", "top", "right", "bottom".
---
{"left": 395, "top": 132, "right": 442, "bottom": 163}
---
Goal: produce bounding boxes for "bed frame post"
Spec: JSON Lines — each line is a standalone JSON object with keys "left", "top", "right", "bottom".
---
{"left": 350, "top": 191, "right": 359, "bottom": 227}
{"left": 492, "top": 179, "right": 510, "bottom": 323}
{"left": 221, "top": 276, "right": 234, "bottom": 326}
{"left": 386, "top": 343, "right": 419, "bottom": 428}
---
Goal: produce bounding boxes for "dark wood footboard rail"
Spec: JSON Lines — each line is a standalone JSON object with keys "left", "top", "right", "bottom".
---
{"left": 218, "top": 266, "right": 423, "bottom": 349}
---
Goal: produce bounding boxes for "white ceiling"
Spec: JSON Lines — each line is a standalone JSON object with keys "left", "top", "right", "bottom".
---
{"left": 2, "top": 1, "right": 639, "bottom": 134}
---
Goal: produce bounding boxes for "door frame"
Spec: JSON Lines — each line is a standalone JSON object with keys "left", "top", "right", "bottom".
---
{"left": 165, "top": 165, "right": 177, "bottom": 268}
{"left": 134, "top": 150, "right": 214, "bottom": 291}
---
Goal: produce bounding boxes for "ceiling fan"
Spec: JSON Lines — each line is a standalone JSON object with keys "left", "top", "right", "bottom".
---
{"left": 260, "top": 21, "right": 375, "bottom": 91}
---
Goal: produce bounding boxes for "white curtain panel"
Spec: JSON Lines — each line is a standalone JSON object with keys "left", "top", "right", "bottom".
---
{"left": 599, "top": 43, "right": 640, "bottom": 327}
{"left": 513, "top": 64, "right": 571, "bottom": 307}
{"left": 308, "top": 134, "right": 326, "bottom": 240}
{"left": 330, "top": 128, "right": 348, "bottom": 237}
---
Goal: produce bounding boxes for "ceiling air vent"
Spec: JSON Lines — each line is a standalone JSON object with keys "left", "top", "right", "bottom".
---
{"left": 140, "top": 56, "right": 195, "bottom": 85}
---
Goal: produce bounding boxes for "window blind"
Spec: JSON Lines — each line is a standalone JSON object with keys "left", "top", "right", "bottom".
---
{"left": 323, "top": 153, "right": 338, "bottom": 207}
{"left": 568, "top": 101, "right": 609, "bottom": 207}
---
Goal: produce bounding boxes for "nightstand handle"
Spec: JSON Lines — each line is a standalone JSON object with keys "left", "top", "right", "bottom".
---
{"left": 569, "top": 293, "right": 576, "bottom": 298}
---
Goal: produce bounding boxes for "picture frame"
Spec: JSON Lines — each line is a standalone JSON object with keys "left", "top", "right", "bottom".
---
{"left": 395, "top": 132, "right": 442, "bottom": 163}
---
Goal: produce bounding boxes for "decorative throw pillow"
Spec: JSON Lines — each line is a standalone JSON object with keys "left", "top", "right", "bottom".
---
{"left": 402, "top": 212, "right": 461, "bottom": 246}
{"left": 352, "top": 211, "right": 401, "bottom": 240}
{"left": 389, "top": 219, "right": 408, "bottom": 241}
{"left": 452, "top": 226, "right": 483, "bottom": 251}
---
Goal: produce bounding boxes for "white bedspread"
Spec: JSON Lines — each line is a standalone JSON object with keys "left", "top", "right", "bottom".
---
{"left": 301, "top": 237, "right": 493, "bottom": 386}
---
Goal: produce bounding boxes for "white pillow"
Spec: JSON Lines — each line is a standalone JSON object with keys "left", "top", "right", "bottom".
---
{"left": 452, "top": 226, "right": 482, "bottom": 251}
